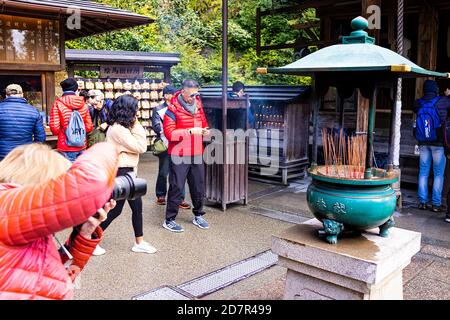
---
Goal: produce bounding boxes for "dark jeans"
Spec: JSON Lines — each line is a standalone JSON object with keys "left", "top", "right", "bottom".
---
{"left": 156, "top": 151, "right": 186, "bottom": 199}
{"left": 165, "top": 157, "right": 205, "bottom": 221}
{"left": 61, "top": 150, "right": 84, "bottom": 163}
{"left": 100, "top": 167, "right": 144, "bottom": 238}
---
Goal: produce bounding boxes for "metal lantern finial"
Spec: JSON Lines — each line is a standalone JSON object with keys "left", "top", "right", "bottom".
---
{"left": 341, "top": 16, "right": 375, "bottom": 45}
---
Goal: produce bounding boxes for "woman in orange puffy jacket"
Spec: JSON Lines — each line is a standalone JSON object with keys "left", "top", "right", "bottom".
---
{"left": 0, "top": 142, "right": 118, "bottom": 300}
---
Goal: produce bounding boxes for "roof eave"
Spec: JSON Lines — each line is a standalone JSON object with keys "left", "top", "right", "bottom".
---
{"left": 257, "top": 66, "right": 450, "bottom": 79}
{"left": 2, "top": 0, "right": 153, "bottom": 40}
{"left": 3, "top": 0, "right": 152, "bottom": 22}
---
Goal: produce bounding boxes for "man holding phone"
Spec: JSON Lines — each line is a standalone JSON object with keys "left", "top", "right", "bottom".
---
{"left": 162, "top": 80, "right": 210, "bottom": 232}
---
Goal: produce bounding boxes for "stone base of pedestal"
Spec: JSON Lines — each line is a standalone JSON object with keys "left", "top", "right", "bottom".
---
{"left": 272, "top": 219, "right": 421, "bottom": 300}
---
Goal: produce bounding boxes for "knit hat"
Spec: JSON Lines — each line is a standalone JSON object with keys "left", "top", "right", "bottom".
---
{"left": 60, "top": 78, "right": 78, "bottom": 92}
{"left": 163, "top": 85, "right": 176, "bottom": 95}
{"left": 423, "top": 80, "right": 439, "bottom": 95}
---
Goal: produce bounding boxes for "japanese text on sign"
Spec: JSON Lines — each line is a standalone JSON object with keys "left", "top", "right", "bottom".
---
{"left": 100, "top": 65, "right": 145, "bottom": 79}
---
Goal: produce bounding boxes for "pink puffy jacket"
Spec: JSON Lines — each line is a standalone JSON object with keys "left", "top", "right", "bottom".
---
{"left": 0, "top": 143, "right": 118, "bottom": 300}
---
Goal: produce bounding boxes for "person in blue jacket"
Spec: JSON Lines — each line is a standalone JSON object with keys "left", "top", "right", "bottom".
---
{"left": 0, "top": 84, "right": 46, "bottom": 160}
{"left": 228, "top": 81, "right": 254, "bottom": 128}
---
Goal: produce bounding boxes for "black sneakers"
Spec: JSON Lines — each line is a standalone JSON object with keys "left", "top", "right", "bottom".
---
{"left": 431, "top": 205, "right": 445, "bottom": 213}
{"left": 419, "top": 203, "right": 446, "bottom": 213}
{"left": 445, "top": 215, "right": 450, "bottom": 223}
{"left": 418, "top": 203, "right": 428, "bottom": 210}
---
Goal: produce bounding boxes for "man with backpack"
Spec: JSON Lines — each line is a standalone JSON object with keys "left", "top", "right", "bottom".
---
{"left": 50, "top": 78, "right": 93, "bottom": 162}
{"left": 443, "top": 83, "right": 450, "bottom": 223}
{"left": 414, "top": 80, "right": 450, "bottom": 213}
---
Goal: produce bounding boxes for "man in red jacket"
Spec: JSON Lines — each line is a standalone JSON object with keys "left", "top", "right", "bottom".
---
{"left": 163, "top": 80, "right": 210, "bottom": 232}
{"left": 50, "top": 78, "right": 93, "bottom": 162}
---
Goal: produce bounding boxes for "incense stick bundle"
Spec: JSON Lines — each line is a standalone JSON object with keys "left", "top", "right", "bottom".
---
{"left": 321, "top": 128, "right": 367, "bottom": 179}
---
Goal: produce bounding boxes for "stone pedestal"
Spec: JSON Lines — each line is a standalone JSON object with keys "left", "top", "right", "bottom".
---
{"left": 272, "top": 219, "right": 421, "bottom": 300}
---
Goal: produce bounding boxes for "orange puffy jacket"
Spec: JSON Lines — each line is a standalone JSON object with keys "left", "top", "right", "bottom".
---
{"left": 0, "top": 143, "right": 118, "bottom": 300}
{"left": 49, "top": 94, "right": 93, "bottom": 152}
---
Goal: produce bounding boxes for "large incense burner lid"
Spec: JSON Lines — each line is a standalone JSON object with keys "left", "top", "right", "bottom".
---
{"left": 257, "top": 16, "right": 449, "bottom": 79}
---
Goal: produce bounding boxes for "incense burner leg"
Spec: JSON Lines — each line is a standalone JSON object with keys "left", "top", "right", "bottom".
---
{"left": 379, "top": 217, "right": 395, "bottom": 238}
{"left": 318, "top": 219, "right": 344, "bottom": 244}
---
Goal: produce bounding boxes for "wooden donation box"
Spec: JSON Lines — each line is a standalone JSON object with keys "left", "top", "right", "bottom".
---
{"left": 202, "top": 96, "right": 250, "bottom": 211}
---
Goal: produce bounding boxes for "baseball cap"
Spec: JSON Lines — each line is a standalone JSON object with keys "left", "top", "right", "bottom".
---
{"left": 5, "top": 84, "right": 23, "bottom": 95}
{"left": 88, "top": 89, "right": 103, "bottom": 98}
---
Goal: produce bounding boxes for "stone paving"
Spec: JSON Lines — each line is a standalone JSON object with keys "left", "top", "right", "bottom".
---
{"left": 69, "top": 154, "right": 450, "bottom": 300}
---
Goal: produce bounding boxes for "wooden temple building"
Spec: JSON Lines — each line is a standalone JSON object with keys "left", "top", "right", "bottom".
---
{"left": 256, "top": 0, "right": 450, "bottom": 184}
{"left": 0, "top": 0, "right": 152, "bottom": 129}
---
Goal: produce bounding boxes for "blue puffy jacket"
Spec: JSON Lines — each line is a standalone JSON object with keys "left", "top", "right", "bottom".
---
{"left": 0, "top": 97, "right": 46, "bottom": 160}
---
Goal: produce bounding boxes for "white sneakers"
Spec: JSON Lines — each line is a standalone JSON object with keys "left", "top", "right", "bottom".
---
{"left": 93, "top": 245, "right": 106, "bottom": 256}
{"left": 131, "top": 241, "right": 158, "bottom": 254}
{"left": 93, "top": 241, "right": 157, "bottom": 256}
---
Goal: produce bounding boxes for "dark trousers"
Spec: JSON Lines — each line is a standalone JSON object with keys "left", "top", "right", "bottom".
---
{"left": 165, "top": 157, "right": 205, "bottom": 221}
{"left": 100, "top": 167, "right": 144, "bottom": 238}
{"left": 61, "top": 150, "right": 84, "bottom": 163}
{"left": 156, "top": 151, "right": 186, "bottom": 199}
{"left": 446, "top": 154, "right": 450, "bottom": 213}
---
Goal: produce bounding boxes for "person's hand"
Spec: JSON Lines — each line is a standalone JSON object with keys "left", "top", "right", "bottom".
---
{"left": 189, "top": 127, "right": 204, "bottom": 135}
{"left": 202, "top": 128, "right": 210, "bottom": 136}
{"left": 99, "top": 122, "right": 109, "bottom": 131}
{"left": 79, "top": 200, "right": 116, "bottom": 239}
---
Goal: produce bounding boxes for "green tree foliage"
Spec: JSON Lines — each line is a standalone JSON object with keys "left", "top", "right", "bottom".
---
{"left": 66, "top": 0, "right": 314, "bottom": 87}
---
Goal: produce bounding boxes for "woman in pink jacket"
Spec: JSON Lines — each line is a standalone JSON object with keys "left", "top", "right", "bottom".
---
{"left": 0, "top": 142, "right": 118, "bottom": 300}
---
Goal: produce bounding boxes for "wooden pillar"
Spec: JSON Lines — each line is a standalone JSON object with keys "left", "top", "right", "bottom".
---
{"left": 365, "top": 86, "right": 377, "bottom": 179}
{"left": 39, "top": 71, "right": 55, "bottom": 125}
{"left": 357, "top": 0, "right": 381, "bottom": 134}
{"left": 311, "top": 90, "right": 322, "bottom": 166}
{"left": 320, "top": 15, "right": 332, "bottom": 43}
{"left": 222, "top": 0, "right": 228, "bottom": 211}
{"left": 415, "top": 5, "right": 439, "bottom": 98}
{"left": 164, "top": 68, "right": 171, "bottom": 83}
{"left": 67, "top": 64, "right": 75, "bottom": 78}
{"left": 356, "top": 90, "right": 369, "bottom": 134}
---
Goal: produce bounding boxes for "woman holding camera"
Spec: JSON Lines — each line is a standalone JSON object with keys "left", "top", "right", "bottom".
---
{"left": 96, "top": 95, "right": 157, "bottom": 255}
{"left": 0, "top": 143, "right": 118, "bottom": 300}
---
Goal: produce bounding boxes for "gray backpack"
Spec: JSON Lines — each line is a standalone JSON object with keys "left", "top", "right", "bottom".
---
{"left": 65, "top": 110, "right": 86, "bottom": 147}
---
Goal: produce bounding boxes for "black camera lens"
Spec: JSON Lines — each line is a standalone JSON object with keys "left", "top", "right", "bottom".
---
{"left": 111, "top": 173, "right": 147, "bottom": 201}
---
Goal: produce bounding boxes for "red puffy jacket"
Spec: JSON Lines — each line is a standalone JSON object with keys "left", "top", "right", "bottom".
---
{"left": 49, "top": 94, "right": 93, "bottom": 152}
{"left": 0, "top": 143, "right": 118, "bottom": 300}
{"left": 163, "top": 91, "right": 209, "bottom": 157}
